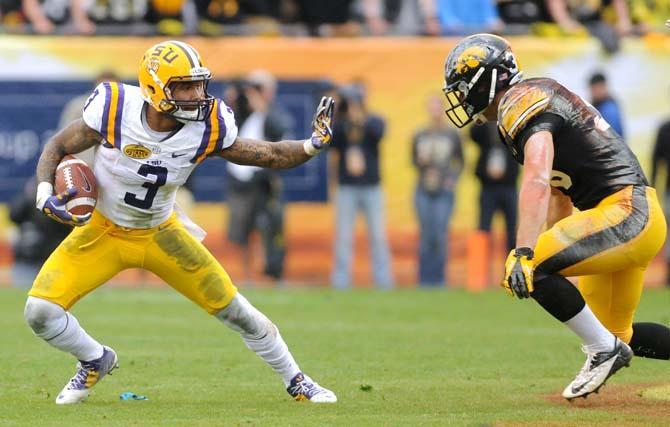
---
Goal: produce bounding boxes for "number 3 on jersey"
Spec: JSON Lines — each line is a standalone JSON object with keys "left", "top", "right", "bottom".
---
{"left": 124, "top": 164, "right": 167, "bottom": 209}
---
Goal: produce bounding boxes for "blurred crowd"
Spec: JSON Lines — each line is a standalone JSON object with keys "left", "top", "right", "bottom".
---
{"left": 1, "top": 1, "right": 669, "bottom": 50}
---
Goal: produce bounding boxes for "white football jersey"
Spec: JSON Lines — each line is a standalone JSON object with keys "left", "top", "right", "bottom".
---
{"left": 82, "top": 81, "right": 238, "bottom": 228}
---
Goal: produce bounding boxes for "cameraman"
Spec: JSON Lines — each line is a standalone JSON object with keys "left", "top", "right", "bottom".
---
{"left": 329, "top": 83, "right": 394, "bottom": 289}
{"left": 224, "top": 70, "right": 295, "bottom": 284}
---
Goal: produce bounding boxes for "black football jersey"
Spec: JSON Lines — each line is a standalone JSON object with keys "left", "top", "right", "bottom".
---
{"left": 497, "top": 77, "right": 647, "bottom": 211}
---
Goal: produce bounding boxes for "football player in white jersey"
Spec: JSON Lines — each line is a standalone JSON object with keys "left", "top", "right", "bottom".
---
{"left": 24, "top": 40, "right": 337, "bottom": 404}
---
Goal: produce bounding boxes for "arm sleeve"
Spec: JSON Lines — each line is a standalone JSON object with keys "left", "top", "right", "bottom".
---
{"left": 81, "top": 83, "right": 108, "bottom": 134}
{"left": 219, "top": 101, "right": 239, "bottom": 150}
{"left": 516, "top": 113, "right": 565, "bottom": 155}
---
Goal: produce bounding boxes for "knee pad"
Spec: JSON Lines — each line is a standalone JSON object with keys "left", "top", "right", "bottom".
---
{"left": 215, "top": 294, "right": 275, "bottom": 339}
{"left": 24, "top": 296, "right": 67, "bottom": 338}
{"left": 531, "top": 274, "right": 585, "bottom": 323}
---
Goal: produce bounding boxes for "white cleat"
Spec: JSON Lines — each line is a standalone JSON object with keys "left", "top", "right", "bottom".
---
{"left": 286, "top": 373, "right": 337, "bottom": 403}
{"left": 562, "top": 338, "right": 633, "bottom": 401}
{"left": 56, "top": 346, "right": 118, "bottom": 405}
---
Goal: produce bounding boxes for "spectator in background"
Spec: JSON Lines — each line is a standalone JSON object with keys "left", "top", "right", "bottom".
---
{"left": 59, "top": 70, "right": 120, "bottom": 166}
{"left": 589, "top": 71, "right": 624, "bottom": 140}
{"left": 224, "top": 70, "right": 294, "bottom": 283}
{"left": 330, "top": 83, "right": 393, "bottom": 289}
{"left": 9, "top": 177, "right": 71, "bottom": 287}
{"left": 145, "top": 0, "right": 187, "bottom": 35}
{"left": 434, "top": 0, "right": 504, "bottom": 35}
{"left": 651, "top": 113, "right": 670, "bottom": 286}
{"left": 22, "top": 0, "right": 95, "bottom": 34}
{"left": 1, "top": 0, "right": 27, "bottom": 31}
{"left": 86, "top": 0, "right": 148, "bottom": 29}
{"left": 193, "top": 0, "right": 285, "bottom": 35}
{"left": 544, "top": 0, "right": 635, "bottom": 53}
{"left": 412, "top": 95, "right": 463, "bottom": 286}
{"left": 357, "top": 0, "right": 441, "bottom": 35}
{"left": 470, "top": 121, "right": 519, "bottom": 252}
{"left": 291, "top": 0, "right": 358, "bottom": 36}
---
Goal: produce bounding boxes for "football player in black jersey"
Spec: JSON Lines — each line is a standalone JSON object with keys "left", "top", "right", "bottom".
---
{"left": 443, "top": 33, "right": 670, "bottom": 400}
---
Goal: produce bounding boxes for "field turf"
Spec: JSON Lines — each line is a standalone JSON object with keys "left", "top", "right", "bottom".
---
{"left": 1, "top": 287, "right": 669, "bottom": 426}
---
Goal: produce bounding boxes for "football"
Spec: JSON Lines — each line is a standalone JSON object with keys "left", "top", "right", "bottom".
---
{"left": 54, "top": 154, "right": 98, "bottom": 216}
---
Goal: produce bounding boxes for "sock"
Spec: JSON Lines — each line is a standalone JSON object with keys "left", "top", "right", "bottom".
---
{"left": 24, "top": 296, "right": 104, "bottom": 361}
{"left": 532, "top": 275, "right": 614, "bottom": 353}
{"left": 216, "top": 294, "right": 300, "bottom": 386}
{"left": 629, "top": 322, "right": 670, "bottom": 360}
{"left": 564, "top": 306, "right": 616, "bottom": 353}
{"left": 243, "top": 327, "right": 301, "bottom": 387}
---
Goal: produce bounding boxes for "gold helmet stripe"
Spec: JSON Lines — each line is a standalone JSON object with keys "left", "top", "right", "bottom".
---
{"left": 170, "top": 40, "right": 199, "bottom": 68}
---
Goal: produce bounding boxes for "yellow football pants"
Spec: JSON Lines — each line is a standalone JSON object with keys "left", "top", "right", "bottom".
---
{"left": 534, "top": 185, "right": 666, "bottom": 343}
{"left": 29, "top": 210, "right": 238, "bottom": 314}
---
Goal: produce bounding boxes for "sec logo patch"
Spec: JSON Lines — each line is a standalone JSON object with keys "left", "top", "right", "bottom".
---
{"left": 124, "top": 144, "right": 152, "bottom": 159}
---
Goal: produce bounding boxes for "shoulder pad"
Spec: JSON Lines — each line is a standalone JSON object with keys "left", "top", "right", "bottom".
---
{"left": 498, "top": 82, "right": 551, "bottom": 141}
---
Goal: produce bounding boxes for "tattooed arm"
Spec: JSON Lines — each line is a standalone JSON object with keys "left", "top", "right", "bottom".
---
{"left": 35, "top": 119, "right": 102, "bottom": 226}
{"left": 219, "top": 96, "right": 336, "bottom": 169}
{"left": 36, "top": 119, "right": 102, "bottom": 184}
{"left": 219, "top": 137, "right": 313, "bottom": 169}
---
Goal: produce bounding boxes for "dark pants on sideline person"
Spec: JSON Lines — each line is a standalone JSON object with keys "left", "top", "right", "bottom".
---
{"left": 414, "top": 187, "right": 454, "bottom": 286}
{"left": 478, "top": 184, "right": 517, "bottom": 251}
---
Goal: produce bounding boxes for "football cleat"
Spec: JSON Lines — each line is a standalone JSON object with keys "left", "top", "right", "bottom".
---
{"left": 562, "top": 338, "right": 633, "bottom": 401}
{"left": 286, "top": 373, "right": 337, "bottom": 403}
{"left": 56, "top": 346, "right": 118, "bottom": 405}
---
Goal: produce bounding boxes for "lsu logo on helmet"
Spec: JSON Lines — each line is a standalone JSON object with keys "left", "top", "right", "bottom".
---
{"left": 138, "top": 40, "right": 214, "bottom": 122}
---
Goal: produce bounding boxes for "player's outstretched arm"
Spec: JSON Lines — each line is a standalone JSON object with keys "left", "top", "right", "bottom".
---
{"left": 221, "top": 137, "right": 313, "bottom": 168}
{"left": 36, "top": 119, "right": 102, "bottom": 184}
{"left": 219, "top": 96, "right": 335, "bottom": 169}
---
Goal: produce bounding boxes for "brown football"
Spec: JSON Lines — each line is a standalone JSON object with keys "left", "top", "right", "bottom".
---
{"left": 54, "top": 154, "right": 98, "bottom": 216}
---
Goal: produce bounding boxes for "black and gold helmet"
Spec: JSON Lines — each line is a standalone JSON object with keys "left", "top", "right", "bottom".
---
{"left": 443, "top": 34, "right": 523, "bottom": 128}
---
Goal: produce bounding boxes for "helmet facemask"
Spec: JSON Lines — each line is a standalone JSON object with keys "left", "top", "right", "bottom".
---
{"left": 443, "top": 67, "right": 498, "bottom": 128}
{"left": 149, "top": 66, "right": 215, "bottom": 122}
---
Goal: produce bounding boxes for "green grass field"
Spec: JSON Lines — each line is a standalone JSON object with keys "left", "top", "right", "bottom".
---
{"left": 1, "top": 287, "right": 669, "bottom": 426}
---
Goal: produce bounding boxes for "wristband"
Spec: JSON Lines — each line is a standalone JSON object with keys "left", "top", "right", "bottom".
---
{"left": 303, "top": 138, "right": 319, "bottom": 156}
{"left": 36, "top": 182, "right": 54, "bottom": 210}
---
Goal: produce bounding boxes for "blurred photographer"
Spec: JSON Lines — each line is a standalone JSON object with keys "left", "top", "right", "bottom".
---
{"left": 224, "top": 70, "right": 295, "bottom": 284}
{"left": 329, "top": 83, "right": 393, "bottom": 289}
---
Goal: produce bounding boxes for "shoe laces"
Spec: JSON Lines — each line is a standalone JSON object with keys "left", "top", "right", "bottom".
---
{"left": 67, "top": 362, "right": 95, "bottom": 390}
{"left": 575, "top": 342, "right": 616, "bottom": 383}
{"left": 288, "top": 378, "right": 322, "bottom": 398}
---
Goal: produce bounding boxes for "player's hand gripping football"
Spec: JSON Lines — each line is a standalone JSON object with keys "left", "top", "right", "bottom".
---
{"left": 304, "top": 96, "right": 335, "bottom": 155}
{"left": 502, "top": 247, "right": 535, "bottom": 299}
{"left": 36, "top": 185, "right": 91, "bottom": 227}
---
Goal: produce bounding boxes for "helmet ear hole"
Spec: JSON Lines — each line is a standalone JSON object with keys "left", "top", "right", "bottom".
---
{"left": 147, "top": 85, "right": 156, "bottom": 95}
